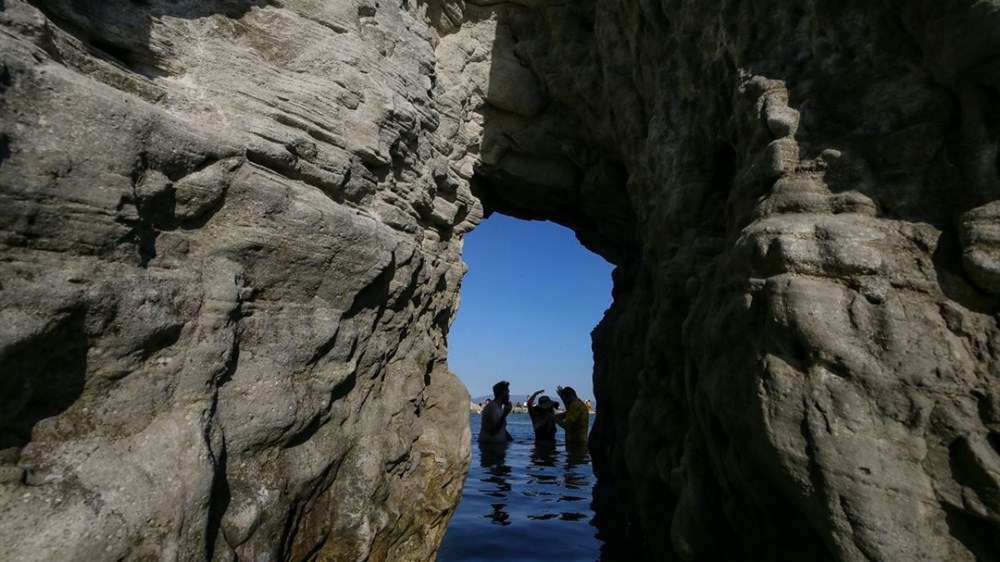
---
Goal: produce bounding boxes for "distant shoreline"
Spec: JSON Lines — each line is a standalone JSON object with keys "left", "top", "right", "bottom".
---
{"left": 468, "top": 406, "right": 595, "bottom": 415}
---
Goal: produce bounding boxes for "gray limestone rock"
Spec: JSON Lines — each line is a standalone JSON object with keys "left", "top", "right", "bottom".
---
{"left": 465, "top": 0, "right": 1000, "bottom": 560}
{"left": 3, "top": 0, "right": 1000, "bottom": 560}
{"left": 1, "top": 0, "right": 477, "bottom": 559}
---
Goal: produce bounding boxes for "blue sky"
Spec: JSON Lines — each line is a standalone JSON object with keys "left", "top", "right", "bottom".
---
{"left": 448, "top": 214, "right": 614, "bottom": 401}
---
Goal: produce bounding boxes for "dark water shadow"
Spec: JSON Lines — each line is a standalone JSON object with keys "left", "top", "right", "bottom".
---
{"left": 479, "top": 441, "right": 512, "bottom": 525}
{"left": 565, "top": 440, "right": 589, "bottom": 468}
{"left": 525, "top": 441, "right": 559, "bottom": 499}
{"left": 529, "top": 440, "right": 557, "bottom": 467}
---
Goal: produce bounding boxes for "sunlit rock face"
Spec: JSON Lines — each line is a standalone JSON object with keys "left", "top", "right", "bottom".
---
{"left": 0, "top": 1, "right": 480, "bottom": 560}
{"left": 469, "top": 0, "right": 1000, "bottom": 560}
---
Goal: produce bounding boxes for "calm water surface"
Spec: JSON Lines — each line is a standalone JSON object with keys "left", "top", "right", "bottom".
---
{"left": 436, "top": 413, "right": 600, "bottom": 562}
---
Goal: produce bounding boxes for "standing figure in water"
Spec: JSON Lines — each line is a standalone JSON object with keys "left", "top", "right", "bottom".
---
{"left": 526, "top": 389, "right": 559, "bottom": 441}
{"left": 479, "top": 380, "right": 513, "bottom": 443}
{"left": 556, "top": 385, "right": 589, "bottom": 444}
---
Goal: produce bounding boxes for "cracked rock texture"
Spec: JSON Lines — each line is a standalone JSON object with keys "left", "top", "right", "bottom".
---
{"left": 4, "top": 0, "right": 1000, "bottom": 561}
{"left": 469, "top": 0, "right": 1000, "bottom": 560}
{"left": 0, "top": 0, "right": 482, "bottom": 560}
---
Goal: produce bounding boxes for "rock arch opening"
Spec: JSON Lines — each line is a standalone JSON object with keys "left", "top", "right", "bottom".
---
{"left": 2, "top": 0, "right": 999, "bottom": 560}
{"left": 441, "top": 213, "right": 614, "bottom": 561}
{"left": 462, "top": 0, "right": 1000, "bottom": 559}
{"left": 449, "top": 213, "right": 612, "bottom": 404}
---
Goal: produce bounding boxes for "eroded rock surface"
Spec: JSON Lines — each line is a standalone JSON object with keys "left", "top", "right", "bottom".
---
{"left": 468, "top": 0, "right": 1000, "bottom": 560}
{"left": 0, "top": 0, "right": 481, "bottom": 559}
{"left": 3, "top": 0, "right": 1000, "bottom": 560}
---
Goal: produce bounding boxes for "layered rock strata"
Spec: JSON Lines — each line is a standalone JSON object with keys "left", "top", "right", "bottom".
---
{"left": 3, "top": 0, "right": 1000, "bottom": 561}
{"left": 0, "top": 0, "right": 482, "bottom": 559}
{"left": 470, "top": 0, "right": 1000, "bottom": 560}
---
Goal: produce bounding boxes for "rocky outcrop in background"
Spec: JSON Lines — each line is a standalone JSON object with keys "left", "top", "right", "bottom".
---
{"left": 3, "top": 0, "right": 1000, "bottom": 560}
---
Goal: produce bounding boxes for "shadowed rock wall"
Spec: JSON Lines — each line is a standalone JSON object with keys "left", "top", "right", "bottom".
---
{"left": 470, "top": 0, "right": 1000, "bottom": 560}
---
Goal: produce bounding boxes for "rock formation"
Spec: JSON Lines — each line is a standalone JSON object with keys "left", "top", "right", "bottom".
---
{"left": 1, "top": 0, "right": 479, "bottom": 559}
{"left": 470, "top": 1, "right": 1000, "bottom": 560}
{"left": 2, "top": 0, "right": 1000, "bottom": 561}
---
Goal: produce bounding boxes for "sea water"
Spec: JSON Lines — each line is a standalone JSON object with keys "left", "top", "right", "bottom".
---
{"left": 436, "top": 413, "right": 601, "bottom": 562}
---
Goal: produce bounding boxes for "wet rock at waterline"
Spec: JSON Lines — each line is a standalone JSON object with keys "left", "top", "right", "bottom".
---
{"left": 2, "top": 0, "right": 1000, "bottom": 561}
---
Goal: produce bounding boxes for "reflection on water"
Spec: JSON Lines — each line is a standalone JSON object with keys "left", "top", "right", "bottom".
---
{"left": 566, "top": 440, "right": 589, "bottom": 467}
{"left": 437, "top": 414, "right": 600, "bottom": 562}
{"left": 477, "top": 431, "right": 592, "bottom": 526}
{"left": 479, "top": 442, "right": 512, "bottom": 525}
{"left": 530, "top": 440, "right": 558, "bottom": 467}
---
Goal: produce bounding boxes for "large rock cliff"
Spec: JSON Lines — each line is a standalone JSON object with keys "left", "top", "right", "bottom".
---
{"left": 2, "top": 0, "right": 1000, "bottom": 561}
{"left": 471, "top": 1, "right": 1000, "bottom": 560}
{"left": 0, "top": 0, "right": 481, "bottom": 559}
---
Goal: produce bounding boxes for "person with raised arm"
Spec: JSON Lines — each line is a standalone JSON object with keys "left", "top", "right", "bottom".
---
{"left": 526, "top": 389, "right": 559, "bottom": 441}
{"left": 555, "top": 385, "right": 589, "bottom": 443}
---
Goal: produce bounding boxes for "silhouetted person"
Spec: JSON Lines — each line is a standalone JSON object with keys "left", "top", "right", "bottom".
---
{"left": 556, "top": 385, "right": 589, "bottom": 444}
{"left": 478, "top": 380, "right": 513, "bottom": 443}
{"left": 526, "top": 389, "right": 559, "bottom": 441}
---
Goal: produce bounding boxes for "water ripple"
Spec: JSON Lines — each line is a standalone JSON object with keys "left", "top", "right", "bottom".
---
{"left": 437, "top": 414, "right": 601, "bottom": 562}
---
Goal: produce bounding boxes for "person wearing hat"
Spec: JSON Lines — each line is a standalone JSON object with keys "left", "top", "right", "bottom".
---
{"left": 479, "top": 380, "right": 514, "bottom": 443}
{"left": 526, "top": 389, "right": 560, "bottom": 441}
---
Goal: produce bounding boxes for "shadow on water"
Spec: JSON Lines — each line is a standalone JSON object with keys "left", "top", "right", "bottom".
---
{"left": 566, "top": 440, "right": 589, "bottom": 469}
{"left": 479, "top": 441, "right": 513, "bottom": 526}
